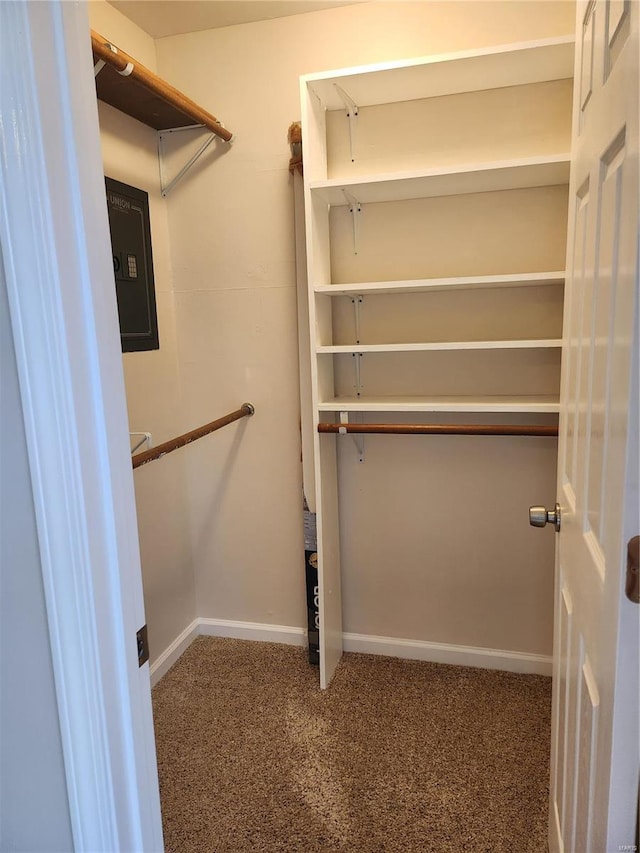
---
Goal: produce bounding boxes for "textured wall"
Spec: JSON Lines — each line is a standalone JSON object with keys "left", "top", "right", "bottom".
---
{"left": 154, "top": 1, "right": 574, "bottom": 655}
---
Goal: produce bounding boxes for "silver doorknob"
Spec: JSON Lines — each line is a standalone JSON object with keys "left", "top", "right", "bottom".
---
{"left": 529, "top": 503, "right": 561, "bottom": 532}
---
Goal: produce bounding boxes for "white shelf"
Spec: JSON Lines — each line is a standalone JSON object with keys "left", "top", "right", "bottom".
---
{"left": 304, "top": 36, "right": 575, "bottom": 110}
{"left": 315, "top": 271, "right": 566, "bottom": 295}
{"left": 318, "top": 339, "right": 562, "bottom": 354}
{"left": 317, "top": 396, "right": 561, "bottom": 414}
{"left": 309, "top": 155, "right": 570, "bottom": 205}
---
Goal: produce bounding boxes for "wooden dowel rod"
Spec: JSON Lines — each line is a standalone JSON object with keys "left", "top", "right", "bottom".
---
{"left": 91, "top": 30, "right": 233, "bottom": 142}
{"left": 318, "top": 423, "right": 558, "bottom": 437}
{"left": 133, "top": 403, "right": 254, "bottom": 469}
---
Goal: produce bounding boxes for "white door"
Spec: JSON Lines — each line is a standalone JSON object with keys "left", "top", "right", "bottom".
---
{"left": 547, "top": 1, "right": 639, "bottom": 851}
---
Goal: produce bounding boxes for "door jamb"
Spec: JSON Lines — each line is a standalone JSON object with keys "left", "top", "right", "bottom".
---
{"left": 0, "top": 2, "right": 163, "bottom": 849}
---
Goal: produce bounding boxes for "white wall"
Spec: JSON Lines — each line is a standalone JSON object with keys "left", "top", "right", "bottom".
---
{"left": 0, "top": 250, "right": 73, "bottom": 852}
{"left": 89, "top": 1, "right": 196, "bottom": 663}
{"left": 153, "top": 1, "right": 575, "bottom": 656}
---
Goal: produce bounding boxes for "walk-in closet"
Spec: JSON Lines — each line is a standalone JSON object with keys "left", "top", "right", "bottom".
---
{"left": 1, "top": 1, "right": 637, "bottom": 851}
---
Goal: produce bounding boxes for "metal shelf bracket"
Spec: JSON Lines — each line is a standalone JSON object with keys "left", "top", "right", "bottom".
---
{"left": 334, "top": 83, "right": 359, "bottom": 162}
{"left": 339, "top": 411, "right": 365, "bottom": 463}
{"left": 158, "top": 124, "right": 233, "bottom": 197}
{"left": 351, "top": 295, "right": 364, "bottom": 344}
{"left": 342, "top": 190, "right": 362, "bottom": 254}
{"left": 352, "top": 351, "right": 363, "bottom": 398}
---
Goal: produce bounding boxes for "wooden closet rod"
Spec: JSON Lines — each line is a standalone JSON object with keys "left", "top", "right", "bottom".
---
{"left": 133, "top": 403, "right": 254, "bottom": 469}
{"left": 91, "top": 29, "right": 233, "bottom": 142}
{"left": 318, "top": 423, "right": 558, "bottom": 437}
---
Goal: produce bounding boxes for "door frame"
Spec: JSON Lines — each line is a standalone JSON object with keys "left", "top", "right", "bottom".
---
{"left": 0, "top": 1, "right": 163, "bottom": 849}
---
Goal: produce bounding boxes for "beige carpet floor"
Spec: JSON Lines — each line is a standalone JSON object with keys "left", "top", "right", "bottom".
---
{"left": 152, "top": 637, "right": 551, "bottom": 853}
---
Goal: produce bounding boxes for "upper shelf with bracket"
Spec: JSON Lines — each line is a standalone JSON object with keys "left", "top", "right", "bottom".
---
{"left": 91, "top": 29, "right": 232, "bottom": 139}
{"left": 91, "top": 29, "right": 233, "bottom": 196}
{"left": 303, "top": 36, "right": 575, "bottom": 111}
{"left": 309, "top": 155, "right": 571, "bottom": 204}
{"left": 314, "top": 271, "right": 566, "bottom": 295}
{"left": 301, "top": 36, "right": 574, "bottom": 185}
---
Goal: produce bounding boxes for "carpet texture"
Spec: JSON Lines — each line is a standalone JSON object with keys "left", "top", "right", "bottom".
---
{"left": 152, "top": 637, "right": 551, "bottom": 853}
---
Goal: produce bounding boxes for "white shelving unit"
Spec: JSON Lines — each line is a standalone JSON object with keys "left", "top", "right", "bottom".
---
{"left": 318, "top": 339, "right": 562, "bottom": 353}
{"left": 315, "top": 270, "right": 566, "bottom": 295}
{"left": 317, "top": 396, "right": 561, "bottom": 414}
{"left": 299, "top": 36, "right": 574, "bottom": 688}
{"left": 309, "top": 154, "right": 571, "bottom": 203}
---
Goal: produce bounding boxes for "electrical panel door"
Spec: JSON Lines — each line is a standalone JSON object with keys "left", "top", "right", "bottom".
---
{"left": 105, "top": 177, "right": 159, "bottom": 352}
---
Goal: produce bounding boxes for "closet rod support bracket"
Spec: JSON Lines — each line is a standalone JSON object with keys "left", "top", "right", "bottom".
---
{"left": 159, "top": 126, "right": 233, "bottom": 197}
{"left": 130, "top": 431, "right": 152, "bottom": 454}
{"left": 339, "top": 411, "right": 365, "bottom": 463}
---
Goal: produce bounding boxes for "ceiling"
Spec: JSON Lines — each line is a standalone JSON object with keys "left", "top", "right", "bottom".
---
{"left": 108, "top": 0, "right": 366, "bottom": 38}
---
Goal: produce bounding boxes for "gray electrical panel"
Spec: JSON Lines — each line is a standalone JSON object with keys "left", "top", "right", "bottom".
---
{"left": 105, "top": 177, "right": 159, "bottom": 352}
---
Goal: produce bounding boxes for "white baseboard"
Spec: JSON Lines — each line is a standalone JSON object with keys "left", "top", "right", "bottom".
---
{"left": 150, "top": 619, "right": 551, "bottom": 687}
{"left": 342, "top": 632, "right": 552, "bottom": 676}
{"left": 150, "top": 619, "right": 199, "bottom": 687}
{"left": 150, "top": 618, "right": 306, "bottom": 686}
{"left": 198, "top": 618, "right": 306, "bottom": 647}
